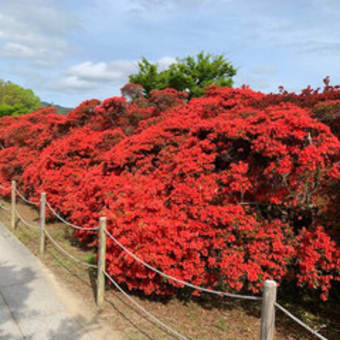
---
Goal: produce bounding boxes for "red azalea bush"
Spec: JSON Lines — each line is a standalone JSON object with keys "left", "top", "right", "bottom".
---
{"left": 66, "top": 99, "right": 101, "bottom": 128}
{"left": 96, "top": 97, "right": 339, "bottom": 299}
{"left": 312, "top": 99, "right": 340, "bottom": 139}
{"left": 258, "top": 77, "right": 340, "bottom": 110}
{"left": 1, "top": 82, "right": 339, "bottom": 300}
{"left": 0, "top": 107, "right": 67, "bottom": 197}
{"left": 21, "top": 127, "right": 124, "bottom": 213}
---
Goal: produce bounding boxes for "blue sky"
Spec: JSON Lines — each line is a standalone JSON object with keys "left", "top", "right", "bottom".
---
{"left": 0, "top": 0, "right": 339, "bottom": 107}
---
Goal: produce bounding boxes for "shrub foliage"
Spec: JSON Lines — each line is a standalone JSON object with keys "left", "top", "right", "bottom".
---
{"left": 0, "top": 80, "right": 339, "bottom": 300}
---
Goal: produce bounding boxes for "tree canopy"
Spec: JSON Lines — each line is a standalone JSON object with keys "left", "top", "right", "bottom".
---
{"left": 0, "top": 80, "right": 41, "bottom": 117}
{"left": 129, "top": 52, "right": 237, "bottom": 98}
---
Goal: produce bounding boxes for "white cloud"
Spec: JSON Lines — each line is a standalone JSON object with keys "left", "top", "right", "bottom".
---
{"left": 324, "top": 0, "right": 340, "bottom": 11}
{"left": 127, "top": 0, "right": 214, "bottom": 13}
{"left": 56, "top": 60, "right": 138, "bottom": 92}
{"left": 0, "top": 42, "right": 51, "bottom": 59}
{"left": 68, "top": 61, "right": 137, "bottom": 83}
{"left": 59, "top": 75, "right": 95, "bottom": 90}
{"left": 0, "top": 1, "right": 78, "bottom": 64}
{"left": 52, "top": 56, "right": 177, "bottom": 93}
{"left": 296, "top": 40, "right": 340, "bottom": 55}
{"left": 251, "top": 66, "right": 278, "bottom": 76}
{"left": 157, "top": 56, "right": 177, "bottom": 70}
{"left": 235, "top": 65, "right": 278, "bottom": 91}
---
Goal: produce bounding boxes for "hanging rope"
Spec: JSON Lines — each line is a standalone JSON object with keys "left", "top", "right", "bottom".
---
{"left": 46, "top": 201, "right": 99, "bottom": 231}
{"left": 275, "top": 302, "right": 328, "bottom": 340}
{"left": 44, "top": 229, "right": 97, "bottom": 269}
{"left": 15, "top": 207, "right": 40, "bottom": 229}
{"left": 104, "top": 271, "right": 189, "bottom": 340}
{"left": 105, "top": 230, "right": 261, "bottom": 301}
{"left": 0, "top": 203, "right": 11, "bottom": 211}
{"left": 0, "top": 182, "right": 10, "bottom": 190}
{"left": 16, "top": 189, "right": 39, "bottom": 205}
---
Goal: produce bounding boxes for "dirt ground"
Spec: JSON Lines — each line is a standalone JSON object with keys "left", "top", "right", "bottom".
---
{"left": 0, "top": 197, "right": 337, "bottom": 340}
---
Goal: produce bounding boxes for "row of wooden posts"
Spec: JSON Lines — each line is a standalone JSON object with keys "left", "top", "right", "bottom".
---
{"left": 9, "top": 180, "right": 278, "bottom": 340}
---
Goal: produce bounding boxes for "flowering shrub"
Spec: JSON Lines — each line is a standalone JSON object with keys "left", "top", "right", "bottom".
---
{"left": 257, "top": 77, "right": 340, "bottom": 110}
{"left": 0, "top": 107, "right": 67, "bottom": 197}
{"left": 96, "top": 97, "right": 339, "bottom": 298}
{"left": 312, "top": 100, "right": 340, "bottom": 139}
{"left": 1, "top": 82, "right": 339, "bottom": 300}
{"left": 21, "top": 127, "right": 124, "bottom": 217}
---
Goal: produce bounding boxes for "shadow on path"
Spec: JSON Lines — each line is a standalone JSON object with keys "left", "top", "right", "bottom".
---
{"left": 0, "top": 262, "right": 36, "bottom": 339}
{"left": 0, "top": 221, "right": 99, "bottom": 339}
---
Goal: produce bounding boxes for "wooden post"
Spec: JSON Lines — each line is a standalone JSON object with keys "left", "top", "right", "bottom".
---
{"left": 11, "top": 180, "right": 16, "bottom": 229}
{"left": 97, "top": 216, "right": 107, "bottom": 307}
{"left": 39, "top": 192, "right": 46, "bottom": 256}
{"left": 260, "top": 280, "right": 277, "bottom": 340}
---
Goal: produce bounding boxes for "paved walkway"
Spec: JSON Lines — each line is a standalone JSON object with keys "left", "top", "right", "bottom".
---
{"left": 0, "top": 222, "right": 96, "bottom": 340}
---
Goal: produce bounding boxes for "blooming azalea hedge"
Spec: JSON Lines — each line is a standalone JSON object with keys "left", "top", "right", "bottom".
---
{"left": 0, "top": 80, "right": 339, "bottom": 300}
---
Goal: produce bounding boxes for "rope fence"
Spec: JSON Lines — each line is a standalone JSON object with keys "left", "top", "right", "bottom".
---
{"left": 16, "top": 188, "right": 39, "bottom": 205}
{"left": 104, "top": 271, "right": 189, "bottom": 340}
{"left": 105, "top": 229, "right": 261, "bottom": 301}
{"left": 15, "top": 207, "right": 40, "bottom": 229}
{"left": 46, "top": 201, "right": 99, "bottom": 231}
{"left": 44, "top": 229, "right": 97, "bottom": 269}
{"left": 0, "top": 202, "right": 11, "bottom": 211}
{"left": 0, "top": 179, "right": 330, "bottom": 340}
{"left": 274, "top": 302, "right": 328, "bottom": 340}
{"left": 0, "top": 182, "right": 10, "bottom": 190}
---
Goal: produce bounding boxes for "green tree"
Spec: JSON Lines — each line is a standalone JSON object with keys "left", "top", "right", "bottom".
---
{"left": 129, "top": 52, "right": 237, "bottom": 98}
{"left": 0, "top": 80, "right": 41, "bottom": 117}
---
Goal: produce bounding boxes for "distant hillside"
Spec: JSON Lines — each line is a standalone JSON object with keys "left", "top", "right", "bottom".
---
{"left": 41, "top": 101, "right": 73, "bottom": 115}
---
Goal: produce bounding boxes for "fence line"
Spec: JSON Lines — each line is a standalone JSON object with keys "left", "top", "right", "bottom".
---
{"left": 274, "top": 303, "right": 327, "bottom": 340}
{"left": 105, "top": 229, "right": 329, "bottom": 339}
{"left": 104, "top": 271, "right": 189, "bottom": 340}
{"left": 105, "top": 229, "right": 261, "bottom": 301}
{"left": 15, "top": 207, "right": 40, "bottom": 229}
{"left": 0, "top": 203, "right": 10, "bottom": 211}
{"left": 16, "top": 188, "right": 39, "bottom": 205}
{"left": 0, "top": 180, "right": 330, "bottom": 340}
{"left": 44, "top": 229, "right": 98, "bottom": 268}
{"left": 39, "top": 213, "right": 187, "bottom": 340}
{"left": 46, "top": 201, "right": 99, "bottom": 231}
{"left": 0, "top": 182, "right": 10, "bottom": 190}
{"left": 0, "top": 181, "right": 95, "bottom": 232}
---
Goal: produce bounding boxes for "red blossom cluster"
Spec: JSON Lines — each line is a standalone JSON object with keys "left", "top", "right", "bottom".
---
{"left": 0, "top": 83, "right": 339, "bottom": 300}
{"left": 0, "top": 107, "right": 68, "bottom": 197}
